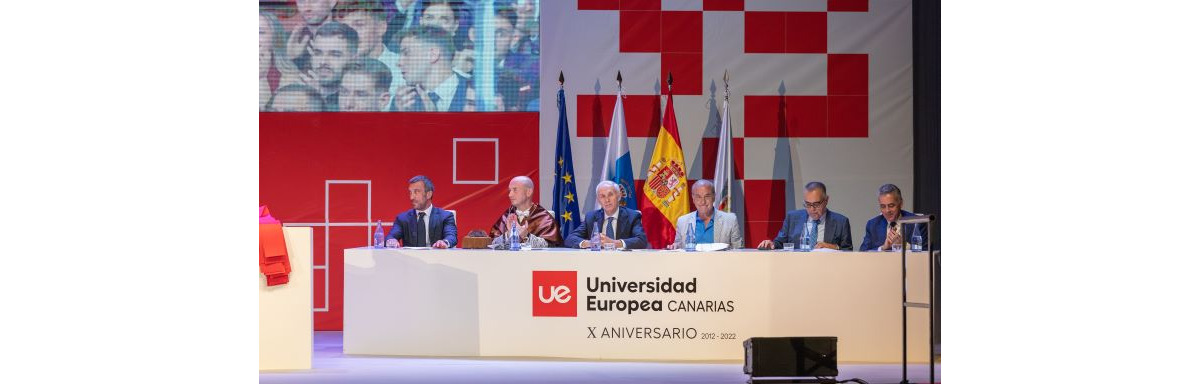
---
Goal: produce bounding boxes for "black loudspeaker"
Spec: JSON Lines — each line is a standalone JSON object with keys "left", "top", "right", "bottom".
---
{"left": 743, "top": 337, "right": 838, "bottom": 378}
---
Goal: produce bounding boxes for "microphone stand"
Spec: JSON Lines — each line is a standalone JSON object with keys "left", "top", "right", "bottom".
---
{"left": 896, "top": 214, "right": 936, "bottom": 384}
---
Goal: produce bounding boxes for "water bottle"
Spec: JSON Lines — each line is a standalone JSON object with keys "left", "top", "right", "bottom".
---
{"left": 590, "top": 221, "right": 602, "bottom": 251}
{"left": 684, "top": 224, "right": 696, "bottom": 252}
{"left": 373, "top": 219, "right": 385, "bottom": 248}
{"left": 509, "top": 221, "right": 521, "bottom": 251}
{"left": 800, "top": 222, "right": 816, "bottom": 251}
{"left": 911, "top": 234, "right": 924, "bottom": 252}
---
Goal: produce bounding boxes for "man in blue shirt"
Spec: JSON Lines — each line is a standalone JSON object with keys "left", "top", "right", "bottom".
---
{"left": 667, "top": 179, "right": 743, "bottom": 249}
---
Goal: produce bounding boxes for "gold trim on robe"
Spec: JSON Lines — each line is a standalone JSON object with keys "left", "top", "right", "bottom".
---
{"left": 488, "top": 203, "right": 563, "bottom": 247}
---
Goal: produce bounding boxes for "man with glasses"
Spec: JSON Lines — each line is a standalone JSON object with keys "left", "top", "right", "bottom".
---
{"left": 758, "top": 181, "right": 854, "bottom": 251}
{"left": 666, "top": 179, "right": 744, "bottom": 250}
{"left": 860, "top": 183, "right": 926, "bottom": 251}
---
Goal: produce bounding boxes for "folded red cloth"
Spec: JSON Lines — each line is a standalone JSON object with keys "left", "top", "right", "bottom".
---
{"left": 259, "top": 205, "right": 291, "bottom": 286}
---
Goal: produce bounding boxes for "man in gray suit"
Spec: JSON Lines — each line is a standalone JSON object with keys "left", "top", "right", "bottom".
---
{"left": 757, "top": 181, "right": 854, "bottom": 251}
{"left": 668, "top": 179, "right": 744, "bottom": 250}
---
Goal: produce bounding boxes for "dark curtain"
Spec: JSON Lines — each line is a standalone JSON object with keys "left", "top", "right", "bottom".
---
{"left": 913, "top": 0, "right": 941, "bottom": 350}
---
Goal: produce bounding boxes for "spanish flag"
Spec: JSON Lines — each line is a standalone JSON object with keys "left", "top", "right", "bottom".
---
{"left": 640, "top": 85, "right": 688, "bottom": 249}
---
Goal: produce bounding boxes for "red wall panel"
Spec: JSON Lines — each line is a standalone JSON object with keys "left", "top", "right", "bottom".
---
{"left": 261, "top": 112, "right": 540, "bottom": 330}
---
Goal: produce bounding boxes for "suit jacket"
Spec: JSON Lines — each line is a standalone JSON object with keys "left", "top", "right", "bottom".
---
{"left": 444, "top": 73, "right": 469, "bottom": 112}
{"left": 772, "top": 209, "right": 854, "bottom": 251}
{"left": 565, "top": 206, "right": 648, "bottom": 249}
{"left": 387, "top": 206, "right": 458, "bottom": 247}
{"left": 388, "top": 73, "right": 470, "bottom": 112}
{"left": 859, "top": 210, "right": 926, "bottom": 251}
{"left": 672, "top": 210, "right": 744, "bottom": 250}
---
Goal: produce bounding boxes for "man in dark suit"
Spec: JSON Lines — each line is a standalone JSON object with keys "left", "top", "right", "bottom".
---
{"left": 860, "top": 183, "right": 926, "bottom": 251}
{"left": 393, "top": 25, "right": 469, "bottom": 111}
{"left": 385, "top": 175, "right": 458, "bottom": 248}
{"left": 566, "top": 180, "right": 648, "bottom": 250}
{"left": 757, "top": 181, "right": 854, "bottom": 251}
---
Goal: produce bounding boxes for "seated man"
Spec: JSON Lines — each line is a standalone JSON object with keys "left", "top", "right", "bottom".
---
{"left": 385, "top": 175, "right": 458, "bottom": 248}
{"left": 860, "top": 183, "right": 926, "bottom": 251}
{"left": 667, "top": 179, "right": 743, "bottom": 250}
{"left": 565, "top": 180, "right": 648, "bottom": 249}
{"left": 757, "top": 181, "right": 853, "bottom": 250}
{"left": 488, "top": 176, "right": 562, "bottom": 247}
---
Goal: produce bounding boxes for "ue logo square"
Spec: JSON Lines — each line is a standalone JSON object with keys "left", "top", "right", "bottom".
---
{"left": 532, "top": 271, "right": 577, "bottom": 317}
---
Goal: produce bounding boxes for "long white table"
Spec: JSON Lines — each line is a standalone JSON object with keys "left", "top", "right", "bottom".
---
{"left": 343, "top": 248, "right": 932, "bottom": 363}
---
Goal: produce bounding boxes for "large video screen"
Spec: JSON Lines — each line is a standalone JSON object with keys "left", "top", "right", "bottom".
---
{"left": 260, "top": 0, "right": 540, "bottom": 112}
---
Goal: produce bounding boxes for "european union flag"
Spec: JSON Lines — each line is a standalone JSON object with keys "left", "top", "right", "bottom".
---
{"left": 553, "top": 88, "right": 582, "bottom": 235}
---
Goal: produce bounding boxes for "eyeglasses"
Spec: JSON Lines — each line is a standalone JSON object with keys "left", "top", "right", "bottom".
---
{"left": 803, "top": 200, "right": 826, "bottom": 208}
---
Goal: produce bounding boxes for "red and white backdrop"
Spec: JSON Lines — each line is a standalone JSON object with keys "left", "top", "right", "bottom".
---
{"left": 538, "top": 0, "right": 913, "bottom": 246}
{"left": 261, "top": 113, "right": 540, "bottom": 330}
{"left": 262, "top": 0, "right": 912, "bottom": 331}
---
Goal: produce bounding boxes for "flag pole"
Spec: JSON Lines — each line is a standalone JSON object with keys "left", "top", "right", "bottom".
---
{"left": 616, "top": 70, "right": 623, "bottom": 98}
{"left": 722, "top": 70, "right": 732, "bottom": 211}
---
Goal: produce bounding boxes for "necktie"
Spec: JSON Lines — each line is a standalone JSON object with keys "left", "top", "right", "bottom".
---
{"left": 605, "top": 217, "right": 615, "bottom": 239}
{"left": 809, "top": 220, "right": 819, "bottom": 244}
{"left": 415, "top": 212, "right": 427, "bottom": 247}
{"left": 428, "top": 92, "right": 441, "bottom": 111}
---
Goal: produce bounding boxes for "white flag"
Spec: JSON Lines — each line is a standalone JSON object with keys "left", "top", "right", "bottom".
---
{"left": 713, "top": 98, "right": 734, "bottom": 211}
{"left": 597, "top": 88, "right": 636, "bottom": 210}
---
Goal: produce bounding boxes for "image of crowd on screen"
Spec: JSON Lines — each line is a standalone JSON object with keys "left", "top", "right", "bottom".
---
{"left": 260, "top": 0, "right": 541, "bottom": 112}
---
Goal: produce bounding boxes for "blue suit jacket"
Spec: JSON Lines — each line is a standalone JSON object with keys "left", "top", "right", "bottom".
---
{"left": 565, "top": 206, "right": 649, "bottom": 249}
{"left": 772, "top": 209, "right": 854, "bottom": 251}
{"left": 859, "top": 210, "right": 926, "bottom": 251}
{"left": 387, "top": 206, "right": 458, "bottom": 247}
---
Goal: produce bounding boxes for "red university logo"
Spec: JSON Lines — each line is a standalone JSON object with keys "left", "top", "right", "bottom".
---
{"left": 532, "top": 271, "right": 577, "bottom": 317}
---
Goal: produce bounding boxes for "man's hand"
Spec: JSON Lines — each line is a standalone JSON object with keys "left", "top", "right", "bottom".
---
{"left": 883, "top": 228, "right": 902, "bottom": 249}
{"left": 579, "top": 240, "right": 591, "bottom": 249}
{"left": 385, "top": 238, "right": 399, "bottom": 248}
{"left": 666, "top": 243, "right": 680, "bottom": 250}
{"left": 286, "top": 25, "right": 313, "bottom": 65}
{"left": 432, "top": 240, "right": 450, "bottom": 249}
{"left": 815, "top": 241, "right": 839, "bottom": 250}
{"left": 598, "top": 234, "right": 621, "bottom": 248}
{"left": 395, "top": 85, "right": 434, "bottom": 111}
{"left": 506, "top": 213, "right": 530, "bottom": 238}
{"left": 756, "top": 239, "right": 775, "bottom": 250}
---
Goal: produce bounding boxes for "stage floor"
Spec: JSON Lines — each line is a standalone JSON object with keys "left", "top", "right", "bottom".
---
{"left": 260, "top": 332, "right": 940, "bottom": 384}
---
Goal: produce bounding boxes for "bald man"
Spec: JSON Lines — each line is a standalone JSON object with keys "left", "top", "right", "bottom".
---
{"left": 489, "top": 176, "right": 563, "bottom": 247}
